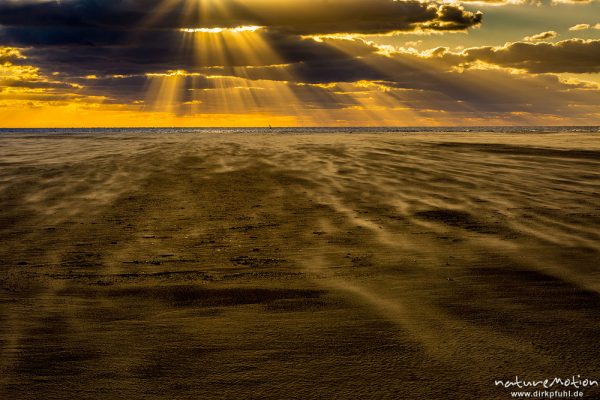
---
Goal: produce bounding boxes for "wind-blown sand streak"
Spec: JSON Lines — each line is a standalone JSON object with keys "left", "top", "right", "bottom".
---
{"left": 0, "top": 131, "right": 599, "bottom": 399}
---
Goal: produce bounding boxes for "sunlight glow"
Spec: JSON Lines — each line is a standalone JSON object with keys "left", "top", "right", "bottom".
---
{"left": 180, "top": 26, "right": 264, "bottom": 33}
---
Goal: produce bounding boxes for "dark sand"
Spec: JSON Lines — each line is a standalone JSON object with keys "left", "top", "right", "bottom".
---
{"left": 0, "top": 131, "right": 599, "bottom": 399}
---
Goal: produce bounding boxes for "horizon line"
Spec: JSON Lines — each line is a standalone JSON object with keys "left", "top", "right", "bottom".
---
{"left": 1, "top": 125, "right": 599, "bottom": 130}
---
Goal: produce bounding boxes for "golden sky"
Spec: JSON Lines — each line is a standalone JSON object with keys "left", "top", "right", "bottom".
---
{"left": 0, "top": 0, "right": 599, "bottom": 127}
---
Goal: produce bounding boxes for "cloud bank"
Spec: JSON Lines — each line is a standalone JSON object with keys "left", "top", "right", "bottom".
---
{"left": 0, "top": 0, "right": 599, "bottom": 125}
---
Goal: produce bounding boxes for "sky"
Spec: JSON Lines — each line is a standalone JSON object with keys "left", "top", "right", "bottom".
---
{"left": 0, "top": 0, "right": 599, "bottom": 127}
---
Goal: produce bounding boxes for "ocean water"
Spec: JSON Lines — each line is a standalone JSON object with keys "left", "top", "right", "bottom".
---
{"left": 0, "top": 126, "right": 599, "bottom": 136}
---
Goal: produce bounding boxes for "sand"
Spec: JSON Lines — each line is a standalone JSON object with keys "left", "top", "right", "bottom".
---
{"left": 0, "top": 131, "right": 599, "bottom": 399}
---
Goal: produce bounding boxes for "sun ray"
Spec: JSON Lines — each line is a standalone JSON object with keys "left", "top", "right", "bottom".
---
{"left": 145, "top": 70, "right": 189, "bottom": 114}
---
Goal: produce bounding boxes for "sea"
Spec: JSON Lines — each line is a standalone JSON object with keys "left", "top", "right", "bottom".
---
{"left": 0, "top": 126, "right": 599, "bottom": 136}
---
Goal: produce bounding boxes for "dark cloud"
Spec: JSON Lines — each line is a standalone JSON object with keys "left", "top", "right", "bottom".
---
{"left": 192, "top": 39, "right": 600, "bottom": 116}
{"left": 1, "top": 1, "right": 597, "bottom": 123}
{"left": 0, "top": 0, "right": 482, "bottom": 35}
{"left": 70, "top": 75, "right": 154, "bottom": 103}
{"left": 4, "top": 30, "right": 377, "bottom": 77}
{"left": 0, "top": 0, "right": 480, "bottom": 90}
{"left": 0, "top": 78, "right": 76, "bottom": 91}
{"left": 439, "top": 39, "right": 600, "bottom": 73}
{"left": 11, "top": 32, "right": 594, "bottom": 116}
{"left": 0, "top": 46, "right": 24, "bottom": 63}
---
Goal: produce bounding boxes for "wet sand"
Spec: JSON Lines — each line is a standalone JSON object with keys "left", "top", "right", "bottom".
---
{"left": 1, "top": 131, "right": 599, "bottom": 399}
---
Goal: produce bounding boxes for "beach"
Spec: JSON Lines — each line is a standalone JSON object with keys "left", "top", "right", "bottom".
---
{"left": 1, "top": 130, "right": 599, "bottom": 399}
